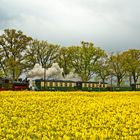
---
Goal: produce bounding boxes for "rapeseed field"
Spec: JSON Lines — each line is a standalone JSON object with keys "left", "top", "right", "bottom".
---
{"left": 0, "top": 91, "right": 140, "bottom": 140}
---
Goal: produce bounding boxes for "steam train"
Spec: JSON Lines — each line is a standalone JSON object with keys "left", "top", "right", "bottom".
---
{"left": 0, "top": 77, "right": 140, "bottom": 91}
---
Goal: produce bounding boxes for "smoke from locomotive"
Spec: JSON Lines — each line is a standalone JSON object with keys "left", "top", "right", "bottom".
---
{"left": 27, "top": 63, "right": 81, "bottom": 81}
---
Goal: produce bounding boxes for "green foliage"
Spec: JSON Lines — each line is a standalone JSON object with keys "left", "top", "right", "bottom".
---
{"left": 122, "top": 49, "right": 140, "bottom": 84}
{"left": 27, "top": 40, "right": 60, "bottom": 69}
{"left": 57, "top": 47, "right": 73, "bottom": 76}
{"left": 95, "top": 56, "right": 110, "bottom": 83}
{"left": 69, "top": 42, "right": 106, "bottom": 81}
{"left": 0, "top": 29, "right": 32, "bottom": 80}
{"left": 109, "top": 53, "right": 126, "bottom": 87}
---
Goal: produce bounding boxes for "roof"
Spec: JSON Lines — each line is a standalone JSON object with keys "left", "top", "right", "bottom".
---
{"left": 34, "top": 79, "right": 107, "bottom": 84}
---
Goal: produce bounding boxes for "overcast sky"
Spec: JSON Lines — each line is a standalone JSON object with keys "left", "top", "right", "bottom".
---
{"left": 0, "top": 0, "right": 140, "bottom": 52}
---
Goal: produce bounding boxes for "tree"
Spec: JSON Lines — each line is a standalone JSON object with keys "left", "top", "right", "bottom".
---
{"left": 27, "top": 40, "right": 60, "bottom": 68}
{"left": 57, "top": 47, "right": 72, "bottom": 77}
{"left": 122, "top": 49, "right": 140, "bottom": 85}
{"left": 95, "top": 56, "right": 110, "bottom": 83}
{"left": 26, "top": 40, "right": 60, "bottom": 79}
{"left": 109, "top": 53, "right": 126, "bottom": 87}
{"left": 69, "top": 42, "right": 106, "bottom": 81}
{"left": 0, "top": 29, "right": 32, "bottom": 80}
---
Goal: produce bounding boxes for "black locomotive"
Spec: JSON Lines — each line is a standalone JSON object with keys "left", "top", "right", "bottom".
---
{"left": 0, "top": 77, "right": 28, "bottom": 91}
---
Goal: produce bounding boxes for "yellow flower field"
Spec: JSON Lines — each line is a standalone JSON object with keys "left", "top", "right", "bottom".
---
{"left": 0, "top": 91, "right": 140, "bottom": 140}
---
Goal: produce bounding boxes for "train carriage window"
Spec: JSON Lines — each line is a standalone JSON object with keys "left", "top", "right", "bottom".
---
{"left": 82, "top": 83, "right": 85, "bottom": 87}
{"left": 52, "top": 82, "right": 55, "bottom": 87}
{"left": 41, "top": 82, "right": 44, "bottom": 87}
{"left": 57, "top": 82, "right": 60, "bottom": 87}
{"left": 72, "top": 83, "right": 75, "bottom": 87}
{"left": 94, "top": 84, "right": 97, "bottom": 87}
{"left": 67, "top": 83, "right": 70, "bottom": 87}
{"left": 63, "top": 82, "right": 65, "bottom": 87}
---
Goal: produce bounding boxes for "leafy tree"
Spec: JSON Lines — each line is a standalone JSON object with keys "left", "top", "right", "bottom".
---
{"left": 69, "top": 42, "right": 106, "bottom": 81}
{"left": 26, "top": 40, "right": 60, "bottom": 79}
{"left": 27, "top": 40, "right": 60, "bottom": 68}
{"left": 57, "top": 47, "right": 72, "bottom": 77}
{"left": 95, "top": 56, "right": 110, "bottom": 83}
{"left": 122, "top": 49, "right": 140, "bottom": 85}
{"left": 0, "top": 29, "right": 32, "bottom": 80}
{"left": 109, "top": 53, "right": 126, "bottom": 87}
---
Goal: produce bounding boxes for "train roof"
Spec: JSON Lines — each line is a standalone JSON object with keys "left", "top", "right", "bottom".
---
{"left": 34, "top": 79, "right": 76, "bottom": 83}
{"left": 34, "top": 79, "right": 107, "bottom": 84}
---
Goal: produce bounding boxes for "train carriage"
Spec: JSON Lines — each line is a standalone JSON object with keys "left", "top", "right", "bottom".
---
{"left": 80, "top": 81, "right": 108, "bottom": 91}
{"left": 32, "top": 79, "right": 108, "bottom": 91}
{"left": 33, "top": 79, "right": 77, "bottom": 91}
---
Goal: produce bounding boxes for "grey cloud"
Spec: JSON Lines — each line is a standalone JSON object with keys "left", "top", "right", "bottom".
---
{"left": 0, "top": 0, "right": 140, "bottom": 52}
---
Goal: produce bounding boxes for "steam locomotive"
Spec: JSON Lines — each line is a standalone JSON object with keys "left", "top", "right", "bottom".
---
{"left": 0, "top": 77, "right": 28, "bottom": 91}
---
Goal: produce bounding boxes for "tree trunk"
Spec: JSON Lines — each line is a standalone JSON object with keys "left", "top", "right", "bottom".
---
{"left": 132, "top": 72, "right": 137, "bottom": 85}
{"left": 129, "top": 75, "right": 132, "bottom": 86}
{"left": 117, "top": 76, "right": 121, "bottom": 87}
